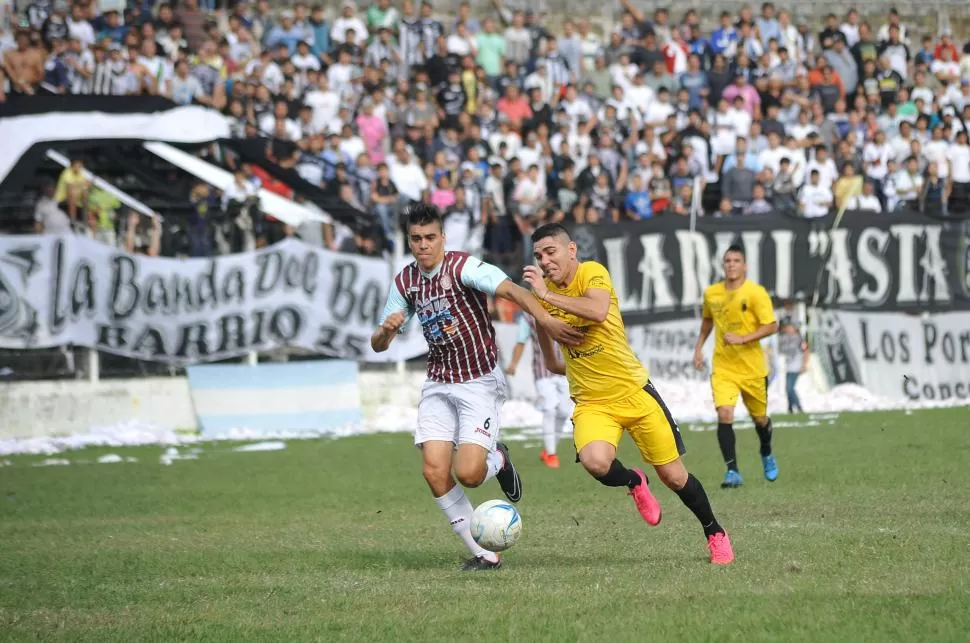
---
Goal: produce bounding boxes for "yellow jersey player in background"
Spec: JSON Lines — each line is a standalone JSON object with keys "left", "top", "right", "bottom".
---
{"left": 693, "top": 244, "right": 779, "bottom": 489}
{"left": 524, "top": 223, "right": 734, "bottom": 565}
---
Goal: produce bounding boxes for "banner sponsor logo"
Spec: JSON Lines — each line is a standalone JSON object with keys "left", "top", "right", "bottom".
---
{"left": 627, "top": 321, "right": 713, "bottom": 383}
{"left": 574, "top": 211, "right": 970, "bottom": 323}
{"left": 0, "top": 235, "right": 427, "bottom": 364}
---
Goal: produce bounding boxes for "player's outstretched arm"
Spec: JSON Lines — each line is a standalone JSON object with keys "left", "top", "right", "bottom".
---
{"left": 371, "top": 283, "right": 414, "bottom": 353}
{"left": 693, "top": 317, "right": 714, "bottom": 370}
{"left": 494, "top": 279, "right": 584, "bottom": 346}
{"left": 535, "top": 323, "right": 566, "bottom": 375}
{"left": 505, "top": 315, "right": 530, "bottom": 375}
{"left": 522, "top": 265, "right": 610, "bottom": 323}
{"left": 371, "top": 311, "right": 406, "bottom": 353}
{"left": 460, "top": 258, "right": 584, "bottom": 346}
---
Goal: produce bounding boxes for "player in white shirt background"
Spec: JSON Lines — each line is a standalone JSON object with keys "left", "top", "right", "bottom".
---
{"left": 947, "top": 129, "right": 970, "bottom": 211}
{"left": 505, "top": 313, "right": 575, "bottom": 469}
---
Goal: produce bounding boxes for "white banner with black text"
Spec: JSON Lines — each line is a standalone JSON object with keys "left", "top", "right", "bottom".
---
{"left": 815, "top": 310, "right": 970, "bottom": 403}
{"left": 0, "top": 235, "right": 426, "bottom": 364}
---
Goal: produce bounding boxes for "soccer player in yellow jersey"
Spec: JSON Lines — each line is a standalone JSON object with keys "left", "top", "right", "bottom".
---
{"left": 524, "top": 224, "right": 734, "bottom": 565}
{"left": 693, "top": 245, "right": 779, "bottom": 489}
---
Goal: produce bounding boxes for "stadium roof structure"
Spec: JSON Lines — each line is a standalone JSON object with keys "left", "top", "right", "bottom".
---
{"left": 0, "top": 96, "right": 373, "bottom": 233}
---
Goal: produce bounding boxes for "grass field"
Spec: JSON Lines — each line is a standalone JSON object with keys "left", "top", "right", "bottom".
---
{"left": 1, "top": 408, "right": 968, "bottom": 642}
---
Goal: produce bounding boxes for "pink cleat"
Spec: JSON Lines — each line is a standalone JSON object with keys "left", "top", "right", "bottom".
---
{"left": 707, "top": 531, "right": 735, "bottom": 565}
{"left": 628, "top": 468, "right": 662, "bottom": 526}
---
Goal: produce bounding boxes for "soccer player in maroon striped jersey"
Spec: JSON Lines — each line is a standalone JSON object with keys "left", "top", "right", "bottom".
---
{"left": 371, "top": 204, "right": 583, "bottom": 571}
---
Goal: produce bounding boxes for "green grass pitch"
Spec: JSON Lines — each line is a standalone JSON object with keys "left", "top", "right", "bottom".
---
{"left": 1, "top": 408, "right": 968, "bottom": 642}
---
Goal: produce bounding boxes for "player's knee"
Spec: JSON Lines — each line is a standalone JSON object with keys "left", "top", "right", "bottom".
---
{"left": 454, "top": 463, "right": 486, "bottom": 488}
{"left": 422, "top": 461, "right": 451, "bottom": 489}
{"left": 580, "top": 454, "right": 612, "bottom": 478}
{"left": 752, "top": 415, "right": 769, "bottom": 427}
{"left": 654, "top": 461, "right": 688, "bottom": 490}
{"left": 716, "top": 407, "right": 734, "bottom": 423}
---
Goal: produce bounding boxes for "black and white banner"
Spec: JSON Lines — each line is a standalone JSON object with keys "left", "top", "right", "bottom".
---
{"left": 571, "top": 211, "right": 970, "bottom": 324}
{"left": 0, "top": 235, "right": 426, "bottom": 364}
{"left": 815, "top": 310, "right": 970, "bottom": 403}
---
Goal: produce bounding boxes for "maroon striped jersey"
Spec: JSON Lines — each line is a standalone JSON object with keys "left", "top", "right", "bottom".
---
{"left": 516, "top": 314, "right": 562, "bottom": 381}
{"left": 389, "top": 252, "right": 503, "bottom": 383}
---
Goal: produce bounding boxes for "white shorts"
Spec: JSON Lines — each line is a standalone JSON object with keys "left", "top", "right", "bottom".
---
{"left": 416, "top": 366, "right": 509, "bottom": 450}
{"left": 535, "top": 376, "right": 574, "bottom": 416}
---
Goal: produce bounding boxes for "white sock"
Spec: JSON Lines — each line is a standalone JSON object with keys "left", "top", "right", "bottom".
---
{"left": 484, "top": 448, "right": 505, "bottom": 482}
{"left": 542, "top": 410, "right": 557, "bottom": 455}
{"left": 435, "top": 485, "right": 496, "bottom": 561}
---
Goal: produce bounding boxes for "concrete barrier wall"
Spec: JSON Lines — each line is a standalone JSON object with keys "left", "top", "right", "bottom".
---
{"left": 0, "top": 377, "right": 196, "bottom": 439}
{"left": 0, "top": 321, "right": 529, "bottom": 440}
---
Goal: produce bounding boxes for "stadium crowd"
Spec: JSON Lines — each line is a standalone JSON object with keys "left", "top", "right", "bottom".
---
{"left": 4, "top": 0, "right": 970, "bottom": 263}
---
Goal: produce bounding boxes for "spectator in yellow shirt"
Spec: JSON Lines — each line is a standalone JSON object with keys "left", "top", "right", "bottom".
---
{"left": 54, "top": 158, "right": 91, "bottom": 223}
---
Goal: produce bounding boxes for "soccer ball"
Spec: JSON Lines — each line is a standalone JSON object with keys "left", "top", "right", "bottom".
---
{"left": 470, "top": 499, "right": 522, "bottom": 552}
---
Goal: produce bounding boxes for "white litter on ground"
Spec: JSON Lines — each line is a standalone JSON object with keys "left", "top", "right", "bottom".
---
{"left": 96, "top": 454, "right": 124, "bottom": 464}
{"left": 0, "top": 378, "right": 965, "bottom": 458}
{"left": 159, "top": 447, "right": 202, "bottom": 466}
{"left": 0, "top": 420, "right": 192, "bottom": 457}
{"left": 233, "top": 441, "right": 287, "bottom": 453}
{"left": 32, "top": 458, "right": 71, "bottom": 467}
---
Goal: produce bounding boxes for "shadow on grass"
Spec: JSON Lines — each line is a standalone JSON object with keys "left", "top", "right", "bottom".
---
{"left": 323, "top": 547, "right": 689, "bottom": 572}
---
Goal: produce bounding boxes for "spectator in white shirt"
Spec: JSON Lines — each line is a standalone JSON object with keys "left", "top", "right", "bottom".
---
{"left": 338, "top": 124, "right": 366, "bottom": 164}
{"left": 876, "top": 11, "right": 909, "bottom": 46}
{"left": 34, "top": 182, "right": 73, "bottom": 234}
{"left": 948, "top": 129, "right": 970, "bottom": 211}
{"left": 291, "top": 40, "right": 321, "bottom": 74}
{"left": 326, "top": 48, "right": 355, "bottom": 99}
{"left": 513, "top": 164, "right": 546, "bottom": 218}
{"left": 304, "top": 75, "right": 341, "bottom": 132}
{"left": 804, "top": 145, "right": 839, "bottom": 190}
{"left": 931, "top": 48, "right": 961, "bottom": 87}
{"left": 222, "top": 168, "right": 258, "bottom": 211}
{"left": 799, "top": 169, "right": 833, "bottom": 218}
{"left": 894, "top": 156, "right": 924, "bottom": 210}
{"left": 889, "top": 121, "right": 914, "bottom": 161}
{"left": 446, "top": 22, "right": 477, "bottom": 57}
{"left": 840, "top": 10, "right": 860, "bottom": 48}
{"left": 245, "top": 49, "right": 284, "bottom": 94}
{"left": 137, "top": 39, "right": 173, "bottom": 97}
{"left": 624, "top": 73, "right": 655, "bottom": 122}
{"left": 923, "top": 125, "right": 951, "bottom": 181}
{"left": 68, "top": 3, "right": 96, "bottom": 49}
{"left": 758, "top": 131, "right": 788, "bottom": 178}
{"left": 388, "top": 143, "right": 428, "bottom": 203}
{"left": 846, "top": 180, "right": 883, "bottom": 212}
{"left": 258, "top": 99, "right": 302, "bottom": 140}
{"left": 330, "top": 1, "right": 368, "bottom": 44}
{"left": 862, "top": 130, "right": 894, "bottom": 186}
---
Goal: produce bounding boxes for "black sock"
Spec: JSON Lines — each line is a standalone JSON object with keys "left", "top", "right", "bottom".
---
{"left": 594, "top": 459, "right": 641, "bottom": 489}
{"left": 675, "top": 474, "right": 723, "bottom": 537}
{"left": 755, "top": 419, "right": 773, "bottom": 457}
{"left": 716, "top": 423, "right": 738, "bottom": 471}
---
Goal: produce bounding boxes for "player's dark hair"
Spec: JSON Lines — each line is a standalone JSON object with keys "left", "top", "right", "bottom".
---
{"left": 406, "top": 203, "right": 442, "bottom": 230}
{"left": 531, "top": 223, "right": 571, "bottom": 244}
{"left": 725, "top": 244, "right": 746, "bottom": 260}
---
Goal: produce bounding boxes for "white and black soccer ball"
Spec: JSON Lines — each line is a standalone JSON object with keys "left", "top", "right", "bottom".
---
{"left": 470, "top": 499, "right": 522, "bottom": 552}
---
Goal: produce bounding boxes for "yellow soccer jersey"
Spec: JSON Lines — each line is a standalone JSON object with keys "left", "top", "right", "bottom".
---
{"left": 702, "top": 279, "right": 776, "bottom": 379}
{"left": 539, "top": 261, "right": 648, "bottom": 403}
